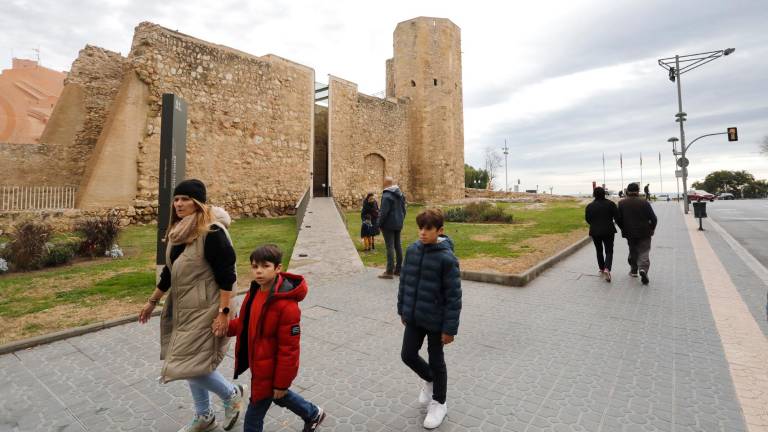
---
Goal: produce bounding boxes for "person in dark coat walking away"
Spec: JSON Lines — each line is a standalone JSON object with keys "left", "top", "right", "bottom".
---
{"left": 617, "top": 183, "right": 658, "bottom": 285}
{"left": 398, "top": 208, "right": 462, "bottom": 429}
{"left": 360, "top": 193, "right": 380, "bottom": 251}
{"left": 585, "top": 187, "right": 618, "bottom": 282}
{"left": 227, "top": 244, "right": 326, "bottom": 432}
{"left": 378, "top": 176, "right": 407, "bottom": 279}
{"left": 644, "top": 184, "right": 651, "bottom": 200}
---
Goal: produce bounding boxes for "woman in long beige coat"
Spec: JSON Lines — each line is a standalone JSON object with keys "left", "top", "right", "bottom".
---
{"left": 139, "top": 179, "right": 245, "bottom": 432}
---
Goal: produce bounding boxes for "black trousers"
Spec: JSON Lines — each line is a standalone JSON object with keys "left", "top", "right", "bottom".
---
{"left": 591, "top": 234, "right": 615, "bottom": 271}
{"left": 382, "top": 229, "right": 403, "bottom": 274}
{"left": 401, "top": 323, "right": 447, "bottom": 404}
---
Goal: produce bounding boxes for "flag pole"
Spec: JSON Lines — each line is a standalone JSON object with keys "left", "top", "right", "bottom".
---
{"left": 602, "top": 152, "right": 606, "bottom": 189}
{"left": 620, "top": 153, "right": 624, "bottom": 193}
{"left": 640, "top": 152, "right": 643, "bottom": 186}
{"left": 658, "top": 152, "right": 663, "bottom": 196}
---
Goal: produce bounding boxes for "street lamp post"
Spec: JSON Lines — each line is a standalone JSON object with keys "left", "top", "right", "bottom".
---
{"left": 658, "top": 48, "right": 735, "bottom": 214}
{"left": 502, "top": 139, "right": 509, "bottom": 192}
{"left": 668, "top": 137, "right": 680, "bottom": 201}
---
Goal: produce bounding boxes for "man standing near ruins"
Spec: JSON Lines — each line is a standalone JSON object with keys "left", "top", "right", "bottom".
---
{"left": 378, "top": 177, "right": 407, "bottom": 279}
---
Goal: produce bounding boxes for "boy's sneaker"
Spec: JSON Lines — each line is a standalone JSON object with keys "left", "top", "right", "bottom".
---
{"left": 423, "top": 400, "right": 448, "bottom": 429}
{"left": 178, "top": 413, "right": 217, "bottom": 432}
{"left": 378, "top": 272, "right": 394, "bottom": 279}
{"left": 629, "top": 270, "right": 638, "bottom": 277}
{"left": 639, "top": 270, "right": 649, "bottom": 285}
{"left": 302, "top": 407, "right": 326, "bottom": 432}
{"left": 418, "top": 381, "right": 433, "bottom": 405}
{"left": 604, "top": 271, "right": 611, "bottom": 283}
{"left": 222, "top": 384, "right": 245, "bottom": 431}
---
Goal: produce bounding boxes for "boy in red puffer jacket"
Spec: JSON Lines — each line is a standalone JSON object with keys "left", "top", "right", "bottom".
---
{"left": 227, "top": 244, "right": 326, "bottom": 432}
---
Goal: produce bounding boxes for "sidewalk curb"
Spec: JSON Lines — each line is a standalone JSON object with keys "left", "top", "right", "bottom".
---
{"left": 0, "top": 288, "right": 250, "bottom": 355}
{"left": 461, "top": 235, "right": 591, "bottom": 287}
{"left": 0, "top": 310, "right": 162, "bottom": 355}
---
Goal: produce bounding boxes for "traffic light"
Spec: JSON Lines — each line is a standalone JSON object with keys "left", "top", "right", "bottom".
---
{"left": 727, "top": 127, "right": 738, "bottom": 142}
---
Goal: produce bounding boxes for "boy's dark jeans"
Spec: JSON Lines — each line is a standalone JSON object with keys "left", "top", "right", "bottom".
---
{"left": 243, "top": 390, "right": 319, "bottom": 432}
{"left": 382, "top": 229, "right": 403, "bottom": 274}
{"left": 401, "top": 323, "right": 447, "bottom": 404}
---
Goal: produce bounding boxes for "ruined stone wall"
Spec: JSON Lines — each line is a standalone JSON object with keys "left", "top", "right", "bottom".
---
{"left": 0, "top": 46, "right": 124, "bottom": 188}
{"left": 0, "top": 143, "right": 71, "bottom": 186}
{"left": 328, "top": 76, "right": 410, "bottom": 208}
{"left": 391, "top": 17, "right": 464, "bottom": 203}
{"left": 125, "top": 23, "right": 314, "bottom": 217}
{"left": 39, "top": 45, "right": 126, "bottom": 185}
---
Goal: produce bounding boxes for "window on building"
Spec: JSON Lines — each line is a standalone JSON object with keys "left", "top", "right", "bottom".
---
{"left": 411, "top": 80, "right": 416, "bottom": 87}
{"left": 433, "top": 79, "right": 438, "bottom": 86}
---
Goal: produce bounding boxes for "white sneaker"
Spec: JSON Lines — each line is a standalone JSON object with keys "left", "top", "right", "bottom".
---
{"left": 423, "top": 400, "right": 447, "bottom": 429}
{"left": 418, "top": 381, "right": 433, "bottom": 405}
{"left": 222, "top": 384, "right": 246, "bottom": 431}
{"left": 178, "top": 413, "right": 217, "bottom": 432}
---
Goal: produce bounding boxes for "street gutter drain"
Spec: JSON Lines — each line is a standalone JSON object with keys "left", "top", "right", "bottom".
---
{"left": 299, "top": 254, "right": 308, "bottom": 257}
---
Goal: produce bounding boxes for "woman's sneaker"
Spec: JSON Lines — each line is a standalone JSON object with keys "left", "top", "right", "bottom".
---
{"left": 222, "top": 384, "right": 246, "bottom": 431}
{"left": 604, "top": 271, "right": 611, "bottom": 282}
{"left": 418, "top": 381, "right": 434, "bottom": 405}
{"left": 178, "top": 413, "right": 217, "bottom": 432}
{"left": 423, "top": 400, "right": 448, "bottom": 429}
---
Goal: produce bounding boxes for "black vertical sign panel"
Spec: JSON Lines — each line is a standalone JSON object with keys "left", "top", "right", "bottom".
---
{"left": 156, "top": 94, "right": 187, "bottom": 265}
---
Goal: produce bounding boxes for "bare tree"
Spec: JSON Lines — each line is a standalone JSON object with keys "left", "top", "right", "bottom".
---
{"left": 761, "top": 136, "right": 768, "bottom": 156}
{"left": 483, "top": 146, "right": 503, "bottom": 190}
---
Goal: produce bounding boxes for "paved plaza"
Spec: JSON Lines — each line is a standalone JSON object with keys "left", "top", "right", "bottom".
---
{"left": 1, "top": 202, "right": 767, "bottom": 431}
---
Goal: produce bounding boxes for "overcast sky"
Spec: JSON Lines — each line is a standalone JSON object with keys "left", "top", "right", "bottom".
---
{"left": 2, "top": 0, "right": 766, "bottom": 194}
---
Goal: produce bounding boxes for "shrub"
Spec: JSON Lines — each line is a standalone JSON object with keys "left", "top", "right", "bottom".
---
{"left": 443, "top": 206, "right": 468, "bottom": 223}
{"left": 445, "top": 202, "right": 514, "bottom": 224}
{"left": 42, "top": 238, "right": 79, "bottom": 267}
{"left": 5, "top": 220, "right": 53, "bottom": 271}
{"left": 76, "top": 215, "right": 121, "bottom": 257}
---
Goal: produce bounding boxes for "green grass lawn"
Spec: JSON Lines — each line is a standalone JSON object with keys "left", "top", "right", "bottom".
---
{"left": 346, "top": 201, "right": 587, "bottom": 267}
{"left": 0, "top": 216, "right": 297, "bottom": 341}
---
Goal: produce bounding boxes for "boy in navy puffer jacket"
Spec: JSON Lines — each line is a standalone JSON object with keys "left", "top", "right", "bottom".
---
{"left": 397, "top": 208, "right": 462, "bottom": 429}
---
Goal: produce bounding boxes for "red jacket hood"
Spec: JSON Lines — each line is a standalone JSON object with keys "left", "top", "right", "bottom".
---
{"left": 249, "top": 272, "right": 307, "bottom": 302}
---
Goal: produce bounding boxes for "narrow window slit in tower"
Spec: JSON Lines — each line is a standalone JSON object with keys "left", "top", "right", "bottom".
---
{"left": 411, "top": 80, "right": 416, "bottom": 87}
{"left": 433, "top": 79, "right": 438, "bottom": 86}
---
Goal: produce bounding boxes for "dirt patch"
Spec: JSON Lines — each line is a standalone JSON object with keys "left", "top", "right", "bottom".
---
{"left": 0, "top": 298, "right": 145, "bottom": 344}
{"left": 461, "top": 229, "right": 588, "bottom": 275}
{"left": 470, "top": 234, "right": 495, "bottom": 242}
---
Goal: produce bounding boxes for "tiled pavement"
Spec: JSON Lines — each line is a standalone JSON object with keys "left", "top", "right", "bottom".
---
{"left": 1, "top": 202, "right": 765, "bottom": 431}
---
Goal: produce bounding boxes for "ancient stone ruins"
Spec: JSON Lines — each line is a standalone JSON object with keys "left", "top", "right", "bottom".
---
{"left": 1, "top": 17, "right": 464, "bottom": 223}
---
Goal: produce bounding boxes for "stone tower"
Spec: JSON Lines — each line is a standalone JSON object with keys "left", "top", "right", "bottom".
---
{"left": 388, "top": 17, "right": 465, "bottom": 203}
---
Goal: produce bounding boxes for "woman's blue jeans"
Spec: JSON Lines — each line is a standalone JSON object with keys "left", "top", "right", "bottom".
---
{"left": 187, "top": 371, "right": 236, "bottom": 416}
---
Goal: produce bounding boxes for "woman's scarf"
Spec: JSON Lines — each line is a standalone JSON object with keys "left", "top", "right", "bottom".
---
{"left": 168, "top": 214, "right": 198, "bottom": 245}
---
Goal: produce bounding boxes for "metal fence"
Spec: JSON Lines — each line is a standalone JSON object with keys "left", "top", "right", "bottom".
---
{"left": 0, "top": 186, "right": 77, "bottom": 212}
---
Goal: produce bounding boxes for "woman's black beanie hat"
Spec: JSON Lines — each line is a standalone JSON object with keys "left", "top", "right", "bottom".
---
{"left": 173, "top": 179, "right": 207, "bottom": 203}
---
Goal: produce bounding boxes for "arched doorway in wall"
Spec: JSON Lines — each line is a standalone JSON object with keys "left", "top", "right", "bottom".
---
{"left": 362, "top": 153, "right": 386, "bottom": 197}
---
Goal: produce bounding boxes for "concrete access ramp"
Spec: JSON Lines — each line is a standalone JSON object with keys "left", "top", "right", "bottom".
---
{"left": 289, "top": 197, "right": 364, "bottom": 282}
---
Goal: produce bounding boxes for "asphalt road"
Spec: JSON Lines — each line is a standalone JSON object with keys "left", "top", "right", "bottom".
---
{"left": 705, "top": 198, "right": 768, "bottom": 266}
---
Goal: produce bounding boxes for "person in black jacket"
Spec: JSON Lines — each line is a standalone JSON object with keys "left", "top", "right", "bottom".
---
{"left": 616, "top": 182, "right": 658, "bottom": 285}
{"left": 360, "top": 193, "right": 380, "bottom": 251}
{"left": 398, "top": 208, "right": 461, "bottom": 429}
{"left": 378, "top": 177, "right": 407, "bottom": 279}
{"left": 585, "top": 187, "right": 618, "bottom": 282}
